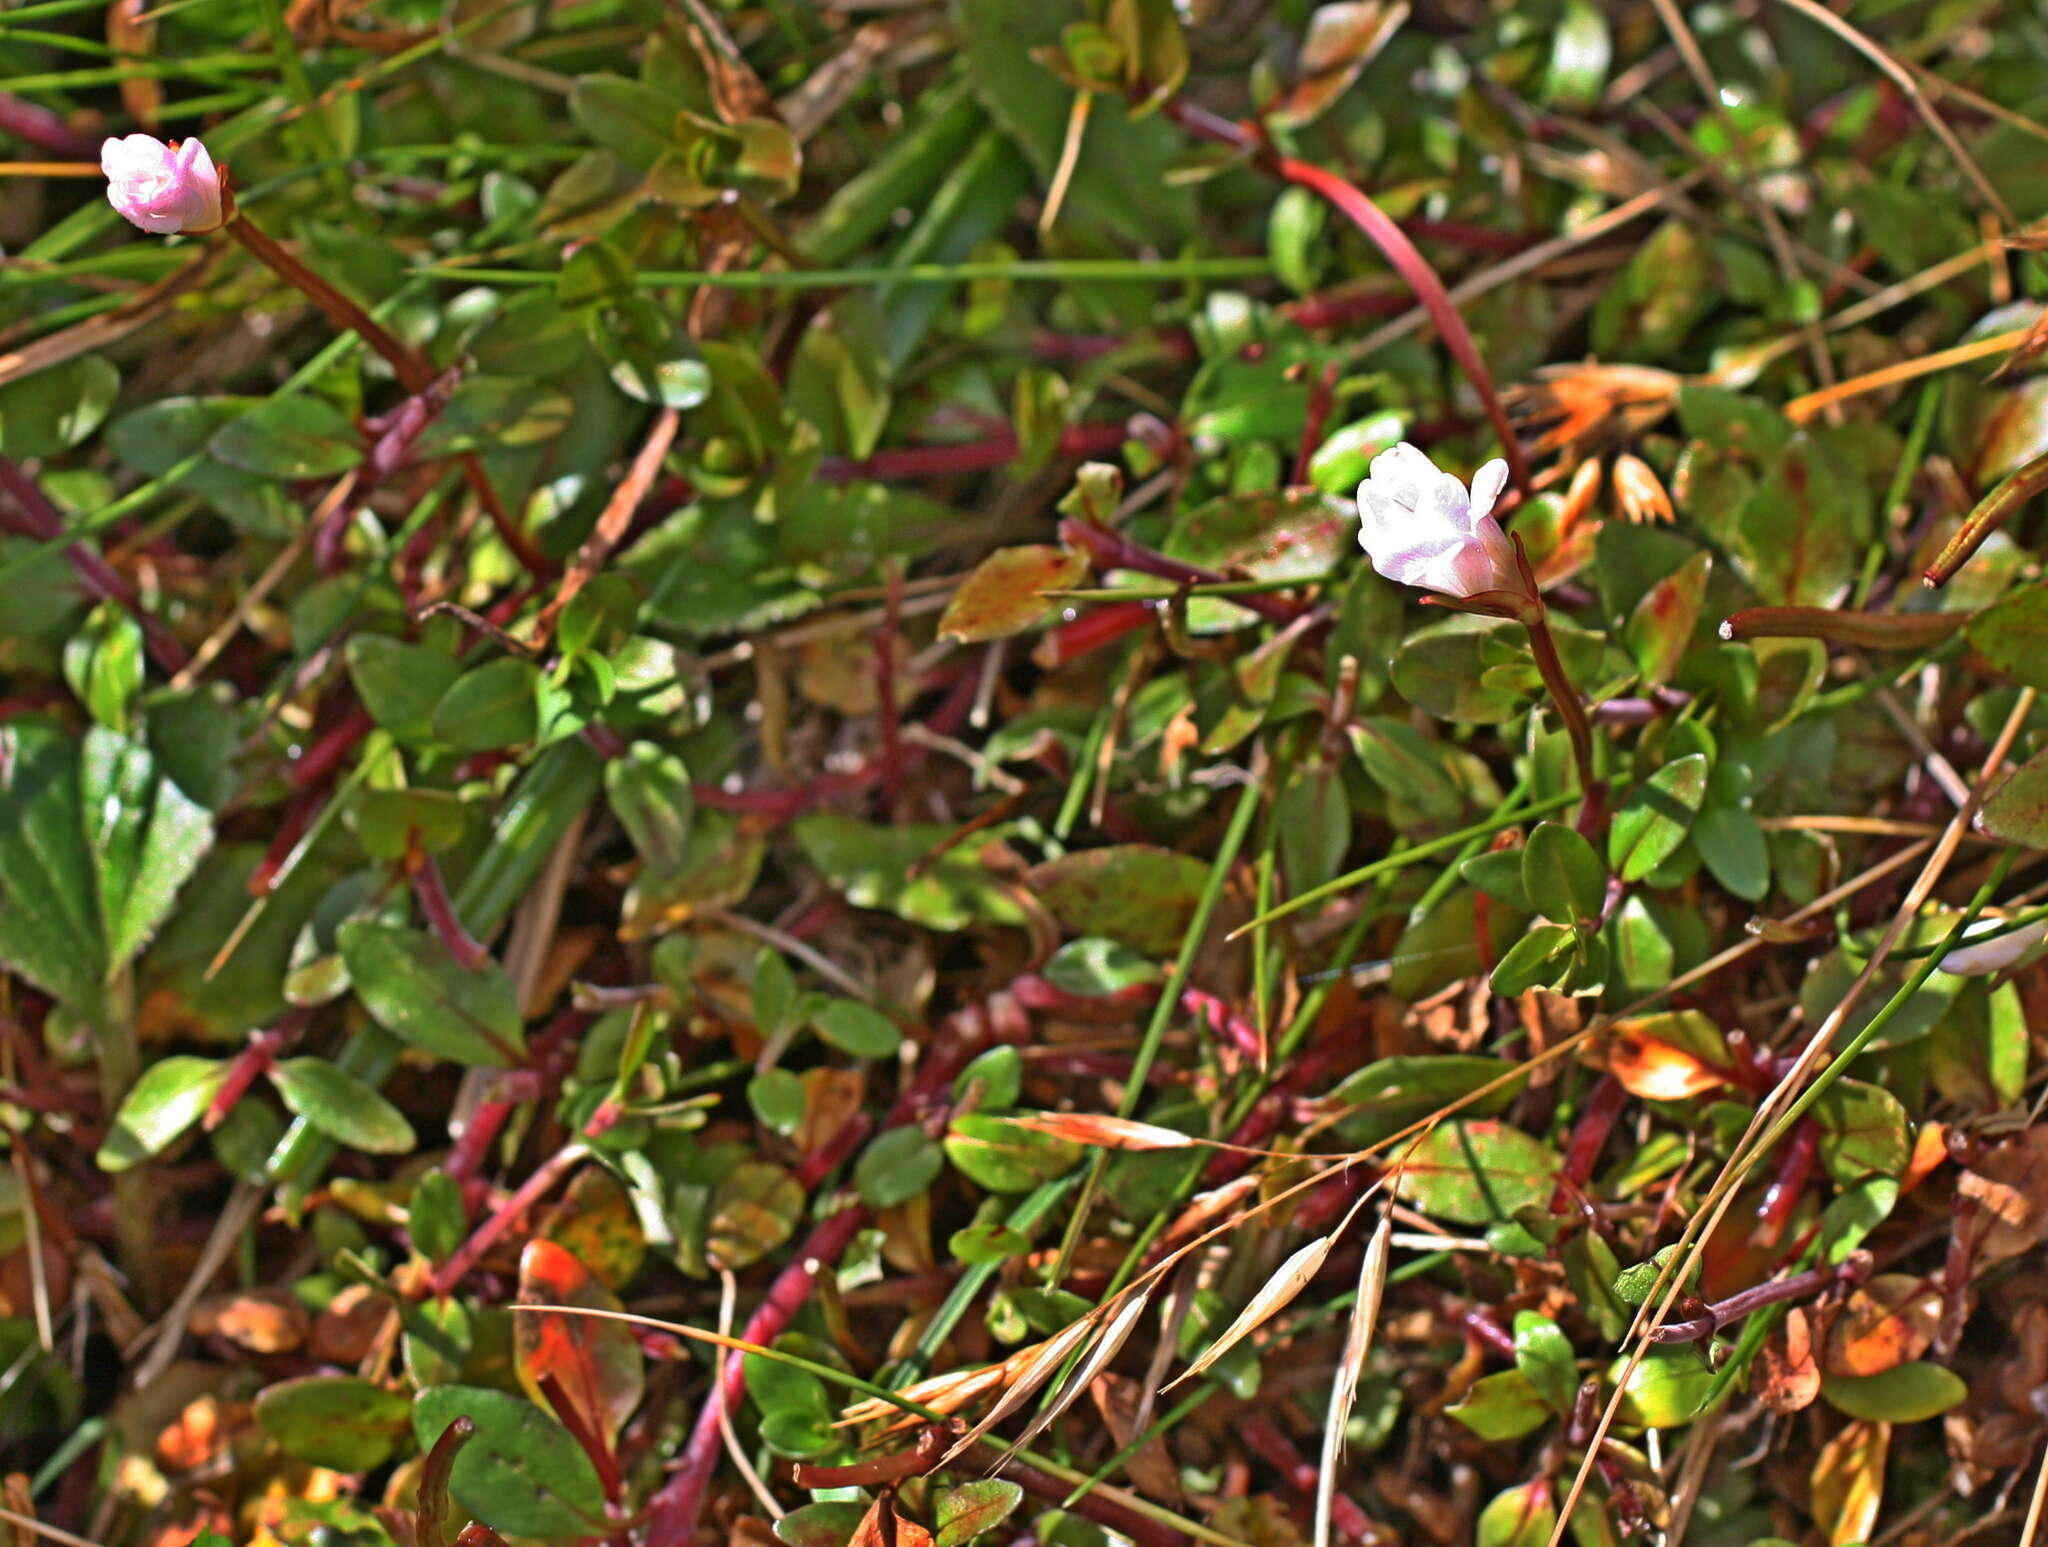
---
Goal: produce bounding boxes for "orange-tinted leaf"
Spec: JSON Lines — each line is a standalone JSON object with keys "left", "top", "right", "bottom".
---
{"left": 1957, "top": 1125, "right": 2048, "bottom": 1261}
{"left": 1899, "top": 1120, "right": 1949, "bottom": 1196}
{"left": 515, "top": 1238, "right": 645, "bottom": 1446}
{"left": 1603, "top": 1011, "right": 1728, "bottom": 1101}
{"left": 1823, "top": 1274, "right": 1940, "bottom": 1377}
{"left": 848, "top": 1492, "right": 934, "bottom": 1547}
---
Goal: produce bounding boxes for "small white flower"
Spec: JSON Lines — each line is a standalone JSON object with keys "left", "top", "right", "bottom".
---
{"left": 1938, "top": 916, "right": 2048, "bottom": 976}
{"left": 1356, "top": 442, "right": 1516, "bottom": 598}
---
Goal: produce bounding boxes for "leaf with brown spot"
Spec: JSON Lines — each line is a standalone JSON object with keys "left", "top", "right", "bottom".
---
{"left": 514, "top": 1238, "right": 645, "bottom": 1446}
{"left": 937, "top": 545, "right": 1087, "bottom": 644}
{"left": 847, "top": 1492, "right": 933, "bottom": 1547}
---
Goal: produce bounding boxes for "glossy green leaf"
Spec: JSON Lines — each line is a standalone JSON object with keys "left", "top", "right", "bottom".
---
{"left": 1445, "top": 1369, "right": 1550, "bottom": 1440}
{"left": 854, "top": 1126, "right": 944, "bottom": 1209}
{"left": 935, "top": 1480, "right": 1025, "bottom": 1547}
{"left": 1522, "top": 822, "right": 1607, "bottom": 925}
{"left": 1819, "top": 1361, "right": 1968, "bottom": 1423}
{"left": 338, "top": 921, "right": 526, "bottom": 1068}
{"left": 812, "top": 999, "right": 902, "bottom": 1058}
{"left": 1512, "top": 1311, "right": 1578, "bottom": 1416}
{"left": 268, "top": 1057, "right": 417, "bottom": 1154}
{"left": 411, "top": 1386, "right": 610, "bottom": 1539}
{"left": 1608, "top": 754, "right": 1709, "bottom": 882}
{"left": 1392, "top": 1121, "right": 1562, "bottom": 1225}
{"left": 98, "top": 1054, "right": 228, "bottom": 1172}
{"left": 945, "top": 1113, "right": 1082, "bottom": 1192}
{"left": 346, "top": 635, "right": 463, "bottom": 744}
{"left": 433, "top": 658, "right": 542, "bottom": 752}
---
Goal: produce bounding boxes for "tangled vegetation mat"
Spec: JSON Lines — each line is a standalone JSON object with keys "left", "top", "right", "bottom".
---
{"left": 7, "top": 1, "right": 2048, "bottom": 1545}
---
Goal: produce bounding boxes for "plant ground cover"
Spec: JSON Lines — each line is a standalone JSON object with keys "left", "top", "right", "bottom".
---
{"left": 9, "top": 1, "right": 2048, "bottom": 1545}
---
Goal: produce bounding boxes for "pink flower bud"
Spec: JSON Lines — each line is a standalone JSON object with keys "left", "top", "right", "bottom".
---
{"left": 101, "top": 133, "right": 223, "bottom": 235}
{"left": 1938, "top": 916, "right": 2048, "bottom": 976}
{"left": 1356, "top": 442, "right": 1517, "bottom": 598}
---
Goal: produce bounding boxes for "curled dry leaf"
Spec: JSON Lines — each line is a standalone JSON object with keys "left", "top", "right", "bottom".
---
{"left": 1169, "top": 1230, "right": 1337, "bottom": 1388}
{"left": 1809, "top": 1419, "right": 1890, "bottom": 1547}
{"left": 1956, "top": 1125, "right": 2048, "bottom": 1261}
{"left": 1755, "top": 1305, "right": 1821, "bottom": 1414}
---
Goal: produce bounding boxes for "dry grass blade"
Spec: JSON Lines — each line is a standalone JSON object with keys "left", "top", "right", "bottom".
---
{"left": 1167, "top": 1231, "right": 1336, "bottom": 1389}
{"left": 1007, "top": 1114, "right": 1198, "bottom": 1151}
{"left": 937, "top": 1311, "right": 1102, "bottom": 1465}
{"left": 1314, "top": 1211, "right": 1389, "bottom": 1547}
{"left": 999, "top": 1289, "right": 1153, "bottom": 1461}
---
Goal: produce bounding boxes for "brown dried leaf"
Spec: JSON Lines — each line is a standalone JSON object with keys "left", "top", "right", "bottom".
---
{"left": 1957, "top": 1126, "right": 2048, "bottom": 1260}
{"left": 1088, "top": 1375, "right": 1182, "bottom": 1506}
{"left": 1755, "top": 1305, "right": 1820, "bottom": 1414}
{"left": 190, "top": 1288, "right": 309, "bottom": 1353}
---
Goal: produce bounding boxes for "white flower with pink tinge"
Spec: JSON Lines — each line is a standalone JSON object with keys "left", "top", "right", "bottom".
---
{"left": 1356, "top": 442, "right": 1517, "bottom": 598}
{"left": 1939, "top": 916, "right": 2048, "bottom": 976}
{"left": 101, "top": 133, "right": 224, "bottom": 235}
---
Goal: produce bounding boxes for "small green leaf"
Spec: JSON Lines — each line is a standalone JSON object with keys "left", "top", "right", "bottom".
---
{"left": 268, "top": 1057, "right": 416, "bottom": 1154}
{"left": 1489, "top": 922, "right": 1576, "bottom": 997}
{"left": 256, "top": 1376, "right": 412, "bottom": 1472}
{"left": 1040, "top": 937, "right": 1163, "bottom": 997}
{"left": 434, "top": 658, "right": 542, "bottom": 751}
{"left": 1608, "top": 754, "right": 1709, "bottom": 882}
{"left": 98, "top": 1054, "right": 228, "bottom": 1172}
{"left": 935, "top": 1480, "right": 1025, "bottom": 1547}
{"left": 1819, "top": 1361, "right": 1968, "bottom": 1422}
{"left": 775, "top": 1502, "right": 870, "bottom": 1547}
{"left": 1522, "top": 822, "right": 1607, "bottom": 925}
{"left": 605, "top": 742, "right": 695, "bottom": 873}
{"left": 409, "top": 1170, "right": 467, "bottom": 1263}
{"left": 1392, "top": 1121, "right": 1561, "bottom": 1224}
{"left": 210, "top": 396, "right": 361, "bottom": 479}
{"left": 1812, "top": 1078, "right": 1911, "bottom": 1184}
{"left": 0, "top": 355, "right": 119, "bottom": 457}
{"left": 1610, "top": 1344, "right": 1716, "bottom": 1428}
{"left": 812, "top": 999, "right": 902, "bottom": 1058}
{"left": 1446, "top": 1369, "right": 1550, "bottom": 1440}
{"left": 338, "top": 921, "right": 526, "bottom": 1068}
{"left": 346, "top": 635, "right": 462, "bottom": 744}
{"left": 854, "top": 1126, "right": 944, "bottom": 1209}
{"left": 747, "top": 1070, "right": 806, "bottom": 1137}
{"left": 945, "top": 1114, "right": 1082, "bottom": 1191}
{"left": 1476, "top": 1480, "right": 1558, "bottom": 1547}
{"left": 1512, "top": 1311, "right": 1578, "bottom": 1416}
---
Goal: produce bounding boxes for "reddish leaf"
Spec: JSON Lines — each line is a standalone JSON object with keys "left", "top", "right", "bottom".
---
{"left": 937, "top": 545, "right": 1087, "bottom": 643}
{"left": 515, "top": 1238, "right": 645, "bottom": 1446}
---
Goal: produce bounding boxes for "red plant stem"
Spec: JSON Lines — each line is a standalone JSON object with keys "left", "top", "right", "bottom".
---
{"left": 0, "top": 458, "right": 189, "bottom": 673}
{"left": 202, "top": 1011, "right": 308, "bottom": 1131}
{"left": 1033, "top": 599, "right": 1155, "bottom": 669}
{"left": 413, "top": 854, "right": 493, "bottom": 971}
{"left": 1058, "top": 517, "right": 1302, "bottom": 624}
{"left": 1648, "top": 1252, "right": 1871, "bottom": 1343}
{"left": 427, "top": 1140, "right": 586, "bottom": 1298}
{"left": 875, "top": 565, "right": 905, "bottom": 811}
{"left": 816, "top": 421, "right": 1130, "bottom": 483}
{"left": 1752, "top": 1118, "right": 1819, "bottom": 1247}
{"left": 1293, "top": 361, "right": 1339, "bottom": 486}
{"left": 791, "top": 1110, "right": 874, "bottom": 1189}
{"left": 1719, "top": 605, "right": 1969, "bottom": 649}
{"left": 1462, "top": 1307, "right": 1518, "bottom": 1359}
{"left": 222, "top": 213, "right": 555, "bottom": 580}
{"left": 537, "top": 1371, "right": 625, "bottom": 1502}
{"left": 290, "top": 706, "right": 375, "bottom": 791}
{"left": 963, "top": 1444, "right": 1187, "bottom": 1547}
{"left": 642, "top": 1203, "right": 872, "bottom": 1547}
{"left": 1550, "top": 1075, "right": 1628, "bottom": 1212}
{"left": 1237, "top": 1416, "right": 1377, "bottom": 1545}
{"left": 249, "top": 789, "right": 320, "bottom": 895}
{"left": 1522, "top": 606, "right": 1603, "bottom": 838}
{"left": 643, "top": 1011, "right": 999, "bottom": 1545}
{"left": 1163, "top": 99, "right": 1532, "bottom": 499}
